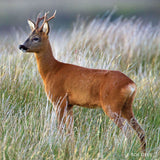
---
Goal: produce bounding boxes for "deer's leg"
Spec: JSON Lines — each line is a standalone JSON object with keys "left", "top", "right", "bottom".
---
{"left": 56, "top": 98, "right": 74, "bottom": 136}
{"left": 122, "top": 109, "right": 146, "bottom": 152}
{"left": 66, "top": 105, "right": 74, "bottom": 135}
{"left": 56, "top": 100, "right": 66, "bottom": 132}
{"left": 122, "top": 97, "right": 146, "bottom": 153}
{"left": 129, "top": 117, "right": 146, "bottom": 153}
{"left": 102, "top": 104, "right": 126, "bottom": 132}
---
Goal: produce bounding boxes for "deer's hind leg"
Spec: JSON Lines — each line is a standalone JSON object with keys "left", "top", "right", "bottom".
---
{"left": 102, "top": 103, "right": 126, "bottom": 133}
{"left": 122, "top": 95, "right": 146, "bottom": 153}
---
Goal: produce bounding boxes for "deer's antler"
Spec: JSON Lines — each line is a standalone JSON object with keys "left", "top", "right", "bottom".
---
{"left": 32, "top": 11, "right": 56, "bottom": 30}
{"left": 35, "top": 13, "right": 45, "bottom": 29}
{"left": 39, "top": 10, "right": 56, "bottom": 31}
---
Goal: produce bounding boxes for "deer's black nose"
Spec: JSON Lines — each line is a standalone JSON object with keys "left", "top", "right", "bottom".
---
{"left": 19, "top": 45, "right": 28, "bottom": 51}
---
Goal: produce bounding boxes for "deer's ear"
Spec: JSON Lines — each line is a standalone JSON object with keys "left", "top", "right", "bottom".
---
{"left": 27, "top": 19, "right": 35, "bottom": 31}
{"left": 42, "top": 22, "right": 50, "bottom": 35}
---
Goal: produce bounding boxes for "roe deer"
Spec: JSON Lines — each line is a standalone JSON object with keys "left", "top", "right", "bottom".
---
{"left": 19, "top": 11, "right": 146, "bottom": 152}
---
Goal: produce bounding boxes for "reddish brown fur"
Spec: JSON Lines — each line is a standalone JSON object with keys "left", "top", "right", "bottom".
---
{"left": 19, "top": 12, "right": 146, "bottom": 152}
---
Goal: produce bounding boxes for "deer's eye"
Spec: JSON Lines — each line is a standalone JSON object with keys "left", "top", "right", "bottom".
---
{"left": 32, "top": 37, "right": 40, "bottom": 42}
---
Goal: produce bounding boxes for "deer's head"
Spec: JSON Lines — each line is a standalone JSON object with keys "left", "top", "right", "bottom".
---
{"left": 19, "top": 11, "right": 56, "bottom": 53}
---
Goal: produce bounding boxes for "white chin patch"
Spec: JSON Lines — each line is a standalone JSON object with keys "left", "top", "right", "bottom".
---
{"left": 21, "top": 49, "right": 27, "bottom": 53}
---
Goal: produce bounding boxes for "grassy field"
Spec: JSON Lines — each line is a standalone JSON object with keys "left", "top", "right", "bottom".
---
{"left": 0, "top": 13, "right": 160, "bottom": 159}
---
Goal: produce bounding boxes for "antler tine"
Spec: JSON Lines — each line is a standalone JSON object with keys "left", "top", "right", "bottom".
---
{"left": 46, "top": 10, "right": 56, "bottom": 22}
{"left": 43, "top": 11, "right": 49, "bottom": 22}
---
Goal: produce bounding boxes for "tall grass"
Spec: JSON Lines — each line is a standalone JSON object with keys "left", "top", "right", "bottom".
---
{"left": 0, "top": 13, "right": 160, "bottom": 159}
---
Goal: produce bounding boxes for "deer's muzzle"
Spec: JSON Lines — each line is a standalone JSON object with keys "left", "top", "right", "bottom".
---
{"left": 19, "top": 45, "right": 29, "bottom": 52}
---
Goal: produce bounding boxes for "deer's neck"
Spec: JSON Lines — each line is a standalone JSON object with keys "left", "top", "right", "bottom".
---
{"left": 34, "top": 41, "right": 59, "bottom": 81}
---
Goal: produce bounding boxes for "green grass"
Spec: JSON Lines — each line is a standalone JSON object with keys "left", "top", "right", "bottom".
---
{"left": 0, "top": 14, "right": 160, "bottom": 159}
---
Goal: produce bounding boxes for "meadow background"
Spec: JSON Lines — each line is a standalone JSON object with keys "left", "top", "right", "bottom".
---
{"left": 0, "top": 0, "right": 160, "bottom": 159}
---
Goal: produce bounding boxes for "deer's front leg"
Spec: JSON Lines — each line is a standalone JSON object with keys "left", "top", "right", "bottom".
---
{"left": 56, "top": 97, "right": 74, "bottom": 136}
{"left": 66, "top": 105, "right": 74, "bottom": 136}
